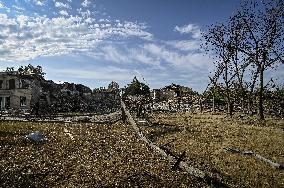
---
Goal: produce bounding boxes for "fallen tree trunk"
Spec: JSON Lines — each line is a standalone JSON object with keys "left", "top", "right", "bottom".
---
{"left": 121, "top": 100, "right": 229, "bottom": 187}
{"left": 224, "top": 147, "right": 284, "bottom": 169}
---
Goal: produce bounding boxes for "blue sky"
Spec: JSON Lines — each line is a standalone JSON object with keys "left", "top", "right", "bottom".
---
{"left": 2, "top": 0, "right": 281, "bottom": 92}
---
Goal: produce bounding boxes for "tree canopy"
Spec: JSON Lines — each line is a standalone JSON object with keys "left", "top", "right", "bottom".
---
{"left": 108, "top": 81, "right": 120, "bottom": 91}
{"left": 124, "top": 77, "right": 150, "bottom": 96}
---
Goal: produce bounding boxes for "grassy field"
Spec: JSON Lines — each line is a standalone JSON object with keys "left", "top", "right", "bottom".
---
{"left": 141, "top": 112, "right": 284, "bottom": 188}
{"left": 0, "top": 120, "right": 207, "bottom": 187}
{"left": 0, "top": 112, "right": 283, "bottom": 187}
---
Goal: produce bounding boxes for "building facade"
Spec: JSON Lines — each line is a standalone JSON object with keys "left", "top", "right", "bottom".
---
{"left": 0, "top": 71, "right": 41, "bottom": 111}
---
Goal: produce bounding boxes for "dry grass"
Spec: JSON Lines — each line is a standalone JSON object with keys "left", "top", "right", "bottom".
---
{"left": 141, "top": 112, "right": 284, "bottom": 188}
{"left": 0, "top": 120, "right": 209, "bottom": 187}
{"left": 1, "top": 112, "right": 283, "bottom": 187}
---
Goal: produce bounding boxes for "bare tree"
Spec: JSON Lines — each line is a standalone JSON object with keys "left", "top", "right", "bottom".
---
{"left": 203, "top": 24, "right": 237, "bottom": 116}
{"left": 203, "top": 0, "right": 284, "bottom": 119}
{"left": 230, "top": 0, "right": 284, "bottom": 119}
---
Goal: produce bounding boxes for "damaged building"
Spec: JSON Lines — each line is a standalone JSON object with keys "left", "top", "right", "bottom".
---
{"left": 0, "top": 70, "right": 41, "bottom": 111}
{"left": 91, "top": 81, "right": 121, "bottom": 113}
{"left": 35, "top": 79, "right": 121, "bottom": 114}
{"left": 152, "top": 83, "right": 198, "bottom": 101}
{"left": 0, "top": 65, "right": 123, "bottom": 115}
{"left": 0, "top": 65, "right": 121, "bottom": 114}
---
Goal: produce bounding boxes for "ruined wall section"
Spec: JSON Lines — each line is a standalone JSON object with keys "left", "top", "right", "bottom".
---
{"left": 0, "top": 72, "right": 42, "bottom": 111}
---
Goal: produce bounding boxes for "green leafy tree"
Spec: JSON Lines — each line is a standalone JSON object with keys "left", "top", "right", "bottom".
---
{"left": 124, "top": 76, "right": 150, "bottom": 96}
{"left": 203, "top": 84, "right": 227, "bottom": 110}
{"left": 108, "top": 81, "right": 120, "bottom": 91}
{"left": 17, "top": 64, "right": 45, "bottom": 80}
{"left": 264, "top": 85, "right": 284, "bottom": 117}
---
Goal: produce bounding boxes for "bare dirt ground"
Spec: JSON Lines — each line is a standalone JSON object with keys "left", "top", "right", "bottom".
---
{"left": 140, "top": 112, "right": 284, "bottom": 188}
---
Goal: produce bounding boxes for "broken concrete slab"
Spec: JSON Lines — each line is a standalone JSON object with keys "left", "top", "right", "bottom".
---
{"left": 25, "top": 131, "right": 47, "bottom": 143}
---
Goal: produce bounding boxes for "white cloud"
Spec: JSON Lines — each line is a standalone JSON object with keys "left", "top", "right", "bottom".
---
{"left": 24, "top": 0, "right": 45, "bottom": 6}
{"left": 142, "top": 43, "right": 212, "bottom": 70}
{"left": 87, "top": 41, "right": 211, "bottom": 74}
{"left": 0, "top": 13, "right": 153, "bottom": 62}
{"left": 0, "top": 1, "right": 5, "bottom": 8}
{"left": 143, "top": 43, "right": 181, "bottom": 65}
{"left": 55, "top": 2, "right": 71, "bottom": 9}
{"left": 98, "top": 45, "right": 130, "bottom": 63}
{"left": 82, "top": 0, "right": 91, "bottom": 8}
{"left": 59, "top": 10, "right": 69, "bottom": 16}
{"left": 88, "top": 44, "right": 161, "bottom": 67}
{"left": 12, "top": 5, "right": 25, "bottom": 12}
{"left": 77, "top": 8, "right": 93, "bottom": 21}
{"left": 0, "top": 3, "right": 213, "bottom": 92}
{"left": 36, "top": 1, "right": 44, "bottom": 6}
{"left": 165, "top": 40, "right": 201, "bottom": 51}
{"left": 174, "top": 24, "right": 201, "bottom": 39}
{"left": 35, "top": 0, "right": 45, "bottom": 6}
{"left": 0, "top": 1, "right": 10, "bottom": 12}
{"left": 129, "top": 49, "right": 161, "bottom": 66}
{"left": 16, "top": 15, "right": 29, "bottom": 26}
{"left": 49, "top": 66, "right": 133, "bottom": 81}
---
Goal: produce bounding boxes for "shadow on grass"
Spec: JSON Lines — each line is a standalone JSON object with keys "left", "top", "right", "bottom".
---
{"left": 148, "top": 126, "right": 181, "bottom": 142}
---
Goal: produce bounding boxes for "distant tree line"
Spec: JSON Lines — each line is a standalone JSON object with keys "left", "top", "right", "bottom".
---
{"left": 5, "top": 64, "right": 46, "bottom": 80}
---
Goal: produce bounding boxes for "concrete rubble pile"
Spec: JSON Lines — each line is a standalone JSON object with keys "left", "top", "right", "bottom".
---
{"left": 30, "top": 80, "right": 121, "bottom": 116}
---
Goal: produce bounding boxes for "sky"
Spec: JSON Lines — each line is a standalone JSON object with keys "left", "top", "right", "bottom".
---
{"left": 1, "top": 0, "right": 280, "bottom": 92}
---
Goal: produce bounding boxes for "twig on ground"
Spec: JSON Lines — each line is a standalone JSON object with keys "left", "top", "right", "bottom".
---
{"left": 224, "top": 147, "right": 284, "bottom": 169}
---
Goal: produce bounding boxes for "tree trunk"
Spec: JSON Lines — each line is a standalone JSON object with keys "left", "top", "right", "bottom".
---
{"left": 241, "top": 98, "right": 244, "bottom": 113}
{"left": 227, "top": 100, "right": 233, "bottom": 117}
{"left": 212, "top": 89, "right": 215, "bottom": 113}
{"left": 199, "top": 97, "right": 203, "bottom": 113}
{"left": 226, "top": 89, "right": 233, "bottom": 116}
{"left": 229, "top": 103, "right": 233, "bottom": 116}
{"left": 259, "top": 66, "right": 265, "bottom": 120}
{"left": 212, "top": 94, "right": 215, "bottom": 113}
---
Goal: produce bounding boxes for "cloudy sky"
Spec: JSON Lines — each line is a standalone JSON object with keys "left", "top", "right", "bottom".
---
{"left": 0, "top": 0, "right": 256, "bottom": 92}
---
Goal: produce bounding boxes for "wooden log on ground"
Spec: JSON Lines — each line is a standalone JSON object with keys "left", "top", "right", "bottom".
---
{"left": 172, "top": 150, "right": 186, "bottom": 171}
{"left": 159, "top": 139, "right": 176, "bottom": 148}
{"left": 224, "top": 147, "right": 284, "bottom": 169}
